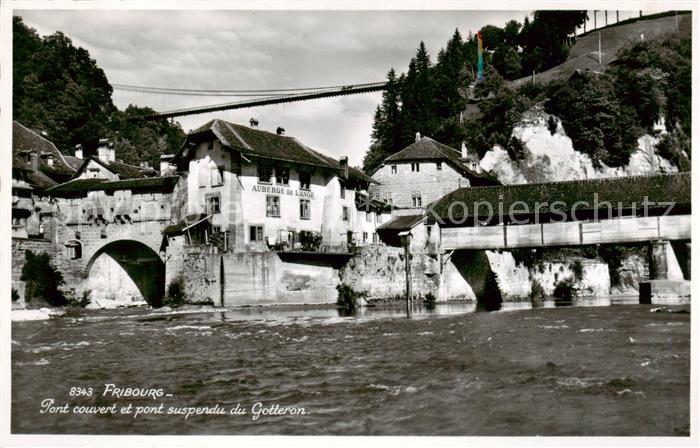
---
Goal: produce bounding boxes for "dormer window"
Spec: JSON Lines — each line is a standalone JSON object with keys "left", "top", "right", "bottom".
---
{"left": 299, "top": 170, "right": 311, "bottom": 190}
{"left": 258, "top": 164, "right": 272, "bottom": 184}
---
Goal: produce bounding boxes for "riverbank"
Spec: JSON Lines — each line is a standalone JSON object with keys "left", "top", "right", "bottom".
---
{"left": 11, "top": 301, "right": 689, "bottom": 435}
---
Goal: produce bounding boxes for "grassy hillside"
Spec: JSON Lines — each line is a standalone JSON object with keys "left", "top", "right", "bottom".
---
{"left": 511, "top": 13, "right": 692, "bottom": 87}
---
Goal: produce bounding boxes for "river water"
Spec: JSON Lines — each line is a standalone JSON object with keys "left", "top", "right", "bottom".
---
{"left": 11, "top": 298, "right": 690, "bottom": 436}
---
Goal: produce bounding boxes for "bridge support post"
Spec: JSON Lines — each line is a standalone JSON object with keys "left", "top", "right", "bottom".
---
{"left": 648, "top": 239, "right": 669, "bottom": 280}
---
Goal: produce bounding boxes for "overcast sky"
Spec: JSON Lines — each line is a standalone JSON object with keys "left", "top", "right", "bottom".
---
{"left": 16, "top": 8, "right": 648, "bottom": 166}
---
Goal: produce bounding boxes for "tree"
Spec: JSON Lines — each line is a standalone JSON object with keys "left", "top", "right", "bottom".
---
{"left": 20, "top": 250, "right": 66, "bottom": 307}
{"left": 399, "top": 42, "right": 435, "bottom": 147}
{"left": 478, "top": 25, "right": 505, "bottom": 51}
{"left": 433, "top": 29, "right": 468, "bottom": 120}
{"left": 492, "top": 45, "right": 522, "bottom": 80}
{"left": 13, "top": 16, "right": 186, "bottom": 166}
{"left": 363, "top": 69, "right": 403, "bottom": 173}
{"left": 503, "top": 20, "right": 522, "bottom": 47}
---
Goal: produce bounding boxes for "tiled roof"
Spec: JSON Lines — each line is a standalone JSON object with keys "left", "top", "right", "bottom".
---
{"left": 428, "top": 172, "right": 691, "bottom": 223}
{"left": 63, "top": 155, "right": 84, "bottom": 171}
{"left": 380, "top": 137, "right": 500, "bottom": 186}
{"left": 46, "top": 176, "right": 179, "bottom": 196}
{"left": 189, "top": 119, "right": 336, "bottom": 169}
{"left": 377, "top": 213, "right": 424, "bottom": 231}
{"left": 13, "top": 121, "right": 77, "bottom": 186}
{"left": 185, "top": 118, "right": 376, "bottom": 184}
{"left": 73, "top": 156, "right": 158, "bottom": 180}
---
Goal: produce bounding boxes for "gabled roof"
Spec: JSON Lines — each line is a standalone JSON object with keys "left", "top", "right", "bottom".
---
{"left": 73, "top": 155, "right": 157, "bottom": 180}
{"left": 63, "top": 155, "right": 84, "bottom": 171}
{"left": 181, "top": 118, "right": 377, "bottom": 185}
{"left": 186, "top": 119, "right": 336, "bottom": 169}
{"left": 13, "top": 121, "right": 77, "bottom": 186}
{"left": 377, "top": 136, "right": 500, "bottom": 186}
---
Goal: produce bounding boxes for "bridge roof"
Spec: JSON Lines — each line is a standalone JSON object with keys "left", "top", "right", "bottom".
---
{"left": 46, "top": 176, "right": 179, "bottom": 197}
{"left": 428, "top": 172, "right": 691, "bottom": 223}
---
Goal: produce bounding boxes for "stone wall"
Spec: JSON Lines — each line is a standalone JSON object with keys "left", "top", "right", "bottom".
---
{"left": 168, "top": 241, "right": 342, "bottom": 306}
{"left": 11, "top": 237, "right": 56, "bottom": 309}
{"left": 339, "top": 244, "right": 439, "bottom": 300}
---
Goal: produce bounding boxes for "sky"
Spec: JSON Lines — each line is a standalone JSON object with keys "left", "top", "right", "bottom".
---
{"left": 16, "top": 8, "right": 648, "bottom": 166}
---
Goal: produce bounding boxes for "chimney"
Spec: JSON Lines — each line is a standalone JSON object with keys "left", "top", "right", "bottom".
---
{"left": 30, "top": 153, "right": 39, "bottom": 172}
{"left": 415, "top": 132, "right": 421, "bottom": 142}
{"left": 160, "top": 154, "right": 174, "bottom": 177}
{"left": 276, "top": 127, "right": 285, "bottom": 135}
{"left": 97, "top": 138, "right": 115, "bottom": 163}
{"left": 339, "top": 156, "right": 349, "bottom": 180}
{"left": 74, "top": 144, "right": 83, "bottom": 160}
{"left": 461, "top": 142, "right": 468, "bottom": 159}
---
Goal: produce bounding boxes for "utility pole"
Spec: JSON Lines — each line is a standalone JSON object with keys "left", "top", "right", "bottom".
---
{"left": 605, "top": 11, "right": 608, "bottom": 26}
{"left": 675, "top": 11, "right": 679, "bottom": 34}
{"left": 593, "top": 10, "right": 597, "bottom": 29}
{"left": 616, "top": 10, "right": 619, "bottom": 23}
{"left": 598, "top": 32, "right": 602, "bottom": 64}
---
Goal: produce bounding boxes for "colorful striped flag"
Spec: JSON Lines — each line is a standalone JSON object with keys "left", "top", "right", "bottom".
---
{"left": 477, "top": 31, "right": 484, "bottom": 81}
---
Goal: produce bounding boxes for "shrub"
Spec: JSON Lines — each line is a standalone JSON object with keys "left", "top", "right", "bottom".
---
{"left": 553, "top": 278, "right": 576, "bottom": 300}
{"left": 67, "top": 289, "right": 92, "bottom": 308}
{"left": 423, "top": 292, "right": 436, "bottom": 305}
{"left": 570, "top": 260, "right": 584, "bottom": 282}
{"left": 336, "top": 283, "right": 366, "bottom": 310}
{"left": 20, "top": 250, "right": 66, "bottom": 306}
{"left": 529, "top": 280, "right": 545, "bottom": 304}
{"left": 164, "top": 276, "right": 186, "bottom": 308}
{"left": 299, "top": 231, "right": 322, "bottom": 252}
{"left": 12, "top": 288, "right": 20, "bottom": 302}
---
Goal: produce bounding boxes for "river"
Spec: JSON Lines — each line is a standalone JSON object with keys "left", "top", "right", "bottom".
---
{"left": 11, "top": 298, "right": 690, "bottom": 436}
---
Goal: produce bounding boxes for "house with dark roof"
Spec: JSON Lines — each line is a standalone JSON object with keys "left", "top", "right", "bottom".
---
{"left": 369, "top": 134, "right": 500, "bottom": 210}
{"left": 70, "top": 139, "right": 157, "bottom": 182}
{"left": 171, "top": 118, "right": 390, "bottom": 250}
{"left": 12, "top": 121, "right": 78, "bottom": 238}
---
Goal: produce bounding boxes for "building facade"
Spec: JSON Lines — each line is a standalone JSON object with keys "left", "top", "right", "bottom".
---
{"left": 171, "top": 119, "right": 391, "bottom": 252}
{"left": 369, "top": 134, "right": 500, "bottom": 210}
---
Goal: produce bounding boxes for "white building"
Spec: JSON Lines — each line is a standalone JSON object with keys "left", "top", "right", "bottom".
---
{"left": 170, "top": 119, "right": 390, "bottom": 252}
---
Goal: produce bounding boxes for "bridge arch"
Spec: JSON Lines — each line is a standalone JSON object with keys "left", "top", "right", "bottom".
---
{"left": 84, "top": 239, "right": 165, "bottom": 307}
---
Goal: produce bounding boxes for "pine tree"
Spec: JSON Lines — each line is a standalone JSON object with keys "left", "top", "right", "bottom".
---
{"left": 400, "top": 42, "right": 435, "bottom": 146}
{"left": 434, "top": 29, "right": 467, "bottom": 120}
{"left": 362, "top": 69, "right": 403, "bottom": 173}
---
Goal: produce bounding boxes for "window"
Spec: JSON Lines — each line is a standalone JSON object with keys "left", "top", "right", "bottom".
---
{"left": 363, "top": 232, "right": 368, "bottom": 242}
{"left": 207, "top": 140, "right": 214, "bottom": 150}
{"left": 427, "top": 225, "right": 432, "bottom": 237}
{"left": 300, "top": 199, "right": 311, "bottom": 220}
{"left": 411, "top": 163, "right": 420, "bottom": 172}
{"left": 211, "top": 166, "right": 223, "bottom": 186}
{"left": 342, "top": 206, "right": 349, "bottom": 222}
{"left": 276, "top": 165, "right": 290, "bottom": 186}
{"left": 391, "top": 165, "right": 397, "bottom": 174}
{"left": 372, "top": 232, "right": 378, "bottom": 244}
{"left": 299, "top": 170, "right": 311, "bottom": 190}
{"left": 258, "top": 164, "right": 272, "bottom": 183}
{"left": 266, "top": 195, "right": 280, "bottom": 217}
{"left": 250, "top": 225, "right": 264, "bottom": 242}
{"left": 377, "top": 213, "right": 383, "bottom": 224}
{"left": 212, "top": 226, "right": 222, "bottom": 234}
{"left": 436, "top": 161, "right": 442, "bottom": 171}
{"left": 205, "top": 194, "right": 221, "bottom": 214}
{"left": 340, "top": 182, "right": 346, "bottom": 199}
{"left": 412, "top": 193, "right": 422, "bottom": 207}
{"left": 65, "top": 240, "right": 82, "bottom": 259}
{"left": 366, "top": 211, "right": 372, "bottom": 223}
